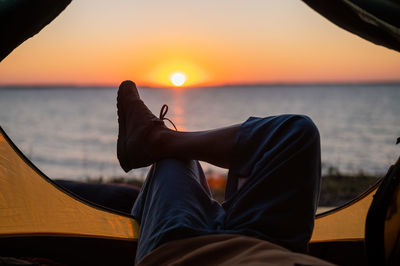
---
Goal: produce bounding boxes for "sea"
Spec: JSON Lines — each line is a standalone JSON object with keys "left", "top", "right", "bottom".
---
{"left": 0, "top": 84, "right": 399, "bottom": 182}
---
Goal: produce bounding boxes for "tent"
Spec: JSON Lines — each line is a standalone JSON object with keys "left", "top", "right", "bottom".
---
{"left": 1, "top": 0, "right": 399, "bottom": 265}
{"left": 0, "top": 127, "right": 139, "bottom": 265}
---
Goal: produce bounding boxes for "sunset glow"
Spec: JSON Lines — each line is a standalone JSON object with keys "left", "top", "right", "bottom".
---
{"left": 0, "top": 1, "right": 399, "bottom": 86}
{"left": 146, "top": 58, "right": 208, "bottom": 87}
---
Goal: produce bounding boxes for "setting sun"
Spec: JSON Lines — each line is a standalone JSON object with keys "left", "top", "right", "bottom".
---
{"left": 170, "top": 72, "right": 186, "bottom": 87}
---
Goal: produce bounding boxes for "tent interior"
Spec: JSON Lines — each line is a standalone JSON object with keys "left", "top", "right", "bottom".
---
{"left": 1, "top": 0, "right": 400, "bottom": 265}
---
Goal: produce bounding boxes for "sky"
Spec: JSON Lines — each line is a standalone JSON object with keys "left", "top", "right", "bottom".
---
{"left": 0, "top": 0, "right": 399, "bottom": 87}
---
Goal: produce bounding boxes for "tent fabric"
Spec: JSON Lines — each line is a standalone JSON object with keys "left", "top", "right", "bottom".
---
{"left": 0, "top": 126, "right": 139, "bottom": 241}
{"left": 0, "top": 0, "right": 72, "bottom": 62}
{"left": 311, "top": 179, "right": 381, "bottom": 243}
{"left": 365, "top": 159, "right": 400, "bottom": 265}
{"left": 303, "top": 0, "right": 400, "bottom": 52}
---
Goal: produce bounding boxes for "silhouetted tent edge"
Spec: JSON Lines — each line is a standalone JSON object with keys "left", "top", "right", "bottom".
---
{"left": 0, "top": 126, "right": 139, "bottom": 265}
{"left": 0, "top": 127, "right": 137, "bottom": 221}
{"left": 303, "top": 0, "right": 400, "bottom": 52}
{"left": 311, "top": 177, "right": 382, "bottom": 242}
{"left": 307, "top": 172, "right": 381, "bottom": 265}
{"left": 309, "top": 159, "right": 400, "bottom": 265}
{"left": 0, "top": 0, "right": 72, "bottom": 62}
{"left": 365, "top": 160, "right": 400, "bottom": 265}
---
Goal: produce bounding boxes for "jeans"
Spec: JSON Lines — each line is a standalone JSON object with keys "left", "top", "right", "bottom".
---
{"left": 132, "top": 115, "right": 321, "bottom": 263}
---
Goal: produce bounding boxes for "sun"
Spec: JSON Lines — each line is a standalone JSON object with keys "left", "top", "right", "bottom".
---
{"left": 170, "top": 72, "right": 186, "bottom": 87}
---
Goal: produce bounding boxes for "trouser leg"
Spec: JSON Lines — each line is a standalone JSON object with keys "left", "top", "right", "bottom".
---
{"left": 223, "top": 115, "right": 321, "bottom": 252}
{"left": 132, "top": 159, "right": 224, "bottom": 263}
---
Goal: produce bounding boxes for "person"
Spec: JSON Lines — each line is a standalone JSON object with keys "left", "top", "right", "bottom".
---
{"left": 117, "top": 80, "right": 333, "bottom": 265}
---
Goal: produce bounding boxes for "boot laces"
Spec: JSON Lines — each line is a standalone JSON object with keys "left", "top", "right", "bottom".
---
{"left": 159, "top": 104, "right": 177, "bottom": 131}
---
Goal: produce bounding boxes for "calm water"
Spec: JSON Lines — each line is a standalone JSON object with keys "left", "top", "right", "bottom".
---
{"left": 0, "top": 84, "right": 399, "bottom": 181}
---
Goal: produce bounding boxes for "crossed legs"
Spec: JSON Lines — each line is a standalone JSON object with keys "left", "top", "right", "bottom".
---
{"left": 117, "top": 80, "right": 321, "bottom": 263}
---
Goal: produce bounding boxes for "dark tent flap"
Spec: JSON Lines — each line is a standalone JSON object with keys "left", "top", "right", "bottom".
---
{"left": 303, "top": 0, "right": 400, "bottom": 52}
{"left": 0, "top": 0, "right": 72, "bottom": 62}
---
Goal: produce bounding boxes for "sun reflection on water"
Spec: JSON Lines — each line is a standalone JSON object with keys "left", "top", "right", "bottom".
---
{"left": 170, "top": 89, "right": 186, "bottom": 131}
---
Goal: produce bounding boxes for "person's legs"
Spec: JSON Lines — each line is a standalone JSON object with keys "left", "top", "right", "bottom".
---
{"left": 222, "top": 115, "right": 321, "bottom": 253}
{"left": 117, "top": 80, "right": 321, "bottom": 258}
{"left": 117, "top": 80, "right": 237, "bottom": 263}
{"left": 132, "top": 159, "right": 225, "bottom": 263}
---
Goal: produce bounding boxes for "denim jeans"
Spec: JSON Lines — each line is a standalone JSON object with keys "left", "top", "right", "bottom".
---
{"left": 132, "top": 115, "right": 321, "bottom": 263}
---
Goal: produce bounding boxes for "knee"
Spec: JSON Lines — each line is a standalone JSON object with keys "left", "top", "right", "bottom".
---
{"left": 288, "top": 115, "right": 320, "bottom": 142}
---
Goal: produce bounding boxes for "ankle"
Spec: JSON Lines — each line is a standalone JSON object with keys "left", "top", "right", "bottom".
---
{"left": 149, "top": 126, "right": 174, "bottom": 159}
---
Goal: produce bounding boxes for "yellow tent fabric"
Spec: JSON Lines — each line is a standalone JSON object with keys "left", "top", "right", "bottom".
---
{"left": 0, "top": 127, "right": 139, "bottom": 241}
{"left": 311, "top": 181, "right": 380, "bottom": 243}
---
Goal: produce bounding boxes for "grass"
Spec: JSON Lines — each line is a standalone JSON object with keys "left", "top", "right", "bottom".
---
{"left": 318, "top": 167, "right": 381, "bottom": 206}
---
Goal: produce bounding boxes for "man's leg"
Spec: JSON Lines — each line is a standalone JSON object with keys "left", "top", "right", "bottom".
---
{"left": 132, "top": 159, "right": 224, "bottom": 263}
{"left": 117, "top": 80, "right": 239, "bottom": 171}
{"left": 222, "top": 115, "right": 321, "bottom": 253}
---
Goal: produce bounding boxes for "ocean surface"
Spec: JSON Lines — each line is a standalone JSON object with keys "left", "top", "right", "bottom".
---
{"left": 0, "top": 84, "right": 399, "bottom": 181}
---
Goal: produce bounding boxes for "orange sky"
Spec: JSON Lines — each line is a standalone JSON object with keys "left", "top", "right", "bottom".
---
{"left": 0, "top": 0, "right": 399, "bottom": 87}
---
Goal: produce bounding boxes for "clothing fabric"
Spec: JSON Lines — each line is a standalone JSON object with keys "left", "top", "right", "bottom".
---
{"left": 137, "top": 234, "right": 334, "bottom": 266}
{"left": 132, "top": 115, "right": 321, "bottom": 264}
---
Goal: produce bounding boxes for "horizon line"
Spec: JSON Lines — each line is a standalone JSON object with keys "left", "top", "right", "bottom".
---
{"left": 1, "top": 80, "right": 400, "bottom": 89}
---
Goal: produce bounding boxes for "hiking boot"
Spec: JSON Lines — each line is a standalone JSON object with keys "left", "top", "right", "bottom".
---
{"left": 117, "top": 80, "right": 166, "bottom": 171}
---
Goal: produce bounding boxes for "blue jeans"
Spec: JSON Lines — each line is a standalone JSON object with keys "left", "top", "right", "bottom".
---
{"left": 132, "top": 115, "right": 321, "bottom": 263}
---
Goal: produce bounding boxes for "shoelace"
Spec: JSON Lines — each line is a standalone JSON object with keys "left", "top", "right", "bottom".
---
{"left": 159, "top": 104, "right": 178, "bottom": 131}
